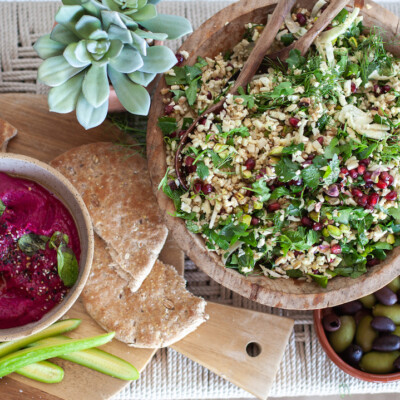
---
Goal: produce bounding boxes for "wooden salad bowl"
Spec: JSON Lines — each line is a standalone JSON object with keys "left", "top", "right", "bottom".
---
{"left": 147, "top": 0, "right": 400, "bottom": 310}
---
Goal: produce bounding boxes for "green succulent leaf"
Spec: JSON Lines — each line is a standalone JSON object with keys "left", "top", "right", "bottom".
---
{"left": 140, "top": 46, "right": 177, "bottom": 73}
{"left": 48, "top": 71, "right": 85, "bottom": 113}
{"left": 130, "top": 31, "right": 147, "bottom": 55}
{"left": 81, "top": 0, "right": 108, "bottom": 18}
{"left": 130, "top": 4, "right": 156, "bottom": 21}
{"left": 88, "top": 29, "right": 108, "bottom": 40}
{"left": 147, "top": 0, "right": 161, "bottom": 4}
{"left": 64, "top": 42, "right": 92, "bottom": 67}
{"left": 101, "top": 0, "right": 121, "bottom": 12}
{"left": 140, "top": 13, "right": 193, "bottom": 40}
{"left": 108, "top": 65, "right": 150, "bottom": 115}
{"left": 75, "top": 15, "right": 102, "bottom": 39}
{"left": 76, "top": 91, "right": 108, "bottom": 129}
{"left": 101, "top": 10, "right": 127, "bottom": 30}
{"left": 38, "top": 55, "right": 86, "bottom": 87}
{"left": 50, "top": 24, "right": 80, "bottom": 45}
{"left": 135, "top": 28, "right": 167, "bottom": 41}
{"left": 127, "top": 70, "right": 156, "bottom": 86}
{"left": 104, "top": 39, "right": 124, "bottom": 59}
{"left": 82, "top": 64, "right": 109, "bottom": 107}
{"left": 34, "top": 35, "right": 66, "bottom": 59}
{"left": 108, "top": 46, "right": 143, "bottom": 73}
{"left": 55, "top": 5, "right": 85, "bottom": 33}
{"left": 74, "top": 40, "right": 92, "bottom": 63}
{"left": 108, "top": 24, "right": 133, "bottom": 43}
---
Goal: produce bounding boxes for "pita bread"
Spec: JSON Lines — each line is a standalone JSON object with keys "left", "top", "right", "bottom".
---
{"left": 50, "top": 142, "right": 168, "bottom": 291}
{"left": 82, "top": 235, "right": 207, "bottom": 348}
{"left": 0, "top": 119, "right": 17, "bottom": 152}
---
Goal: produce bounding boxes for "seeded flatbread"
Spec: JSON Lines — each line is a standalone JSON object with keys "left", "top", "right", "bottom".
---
{"left": 0, "top": 119, "right": 17, "bottom": 152}
{"left": 82, "top": 235, "right": 207, "bottom": 347}
{"left": 50, "top": 142, "right": 168, "bottom": 291}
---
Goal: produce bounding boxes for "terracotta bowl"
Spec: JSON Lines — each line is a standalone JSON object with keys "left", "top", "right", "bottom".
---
{"left": 314, "top": 308, "right": 400, "bottom": 382}
{"left": 0, "top": 153, "right": 94, "bottom": 341}
{"left": 147, "top": 0, "right": 400, "bottom": 310}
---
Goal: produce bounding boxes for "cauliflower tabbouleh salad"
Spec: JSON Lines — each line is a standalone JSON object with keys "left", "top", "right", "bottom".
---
{"left": 158, "top": 3, "right": 400, "bottom": 287}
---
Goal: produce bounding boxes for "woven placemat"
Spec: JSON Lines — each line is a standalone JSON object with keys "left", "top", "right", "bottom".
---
{"left": 1, "top": 1, "right": 400, "bottom": 398}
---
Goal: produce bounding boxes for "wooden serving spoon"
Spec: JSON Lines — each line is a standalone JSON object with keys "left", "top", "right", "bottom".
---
{"left": 174, "top": 0, "right": 296, "bottom": 190}
{"left": 268, "top": 0, "right": 351, "bottom": 61}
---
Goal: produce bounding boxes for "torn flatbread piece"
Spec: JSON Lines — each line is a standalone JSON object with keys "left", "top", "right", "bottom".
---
{"left": 0, "top": 119, "right": 17, "bottom": 152}
{"left": 82, "top": 235, "right": 207, "bottom": 348}
{"left": 51, "top": 142, "right": 168, "bottom": 291}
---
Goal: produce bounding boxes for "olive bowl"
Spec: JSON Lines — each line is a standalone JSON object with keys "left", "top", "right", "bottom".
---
{"left": 146, "top": 0, "right": 400, "bottom": 310}
{"left": 314, "top": 308, "right": 400, "bottom": 382}
{"left": 0, "top": 153, "right": 94, "bottom": 341}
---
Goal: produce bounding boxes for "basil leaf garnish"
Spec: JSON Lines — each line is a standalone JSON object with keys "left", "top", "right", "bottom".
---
{"left": 18, "top": 234, "right": 50, "bottom": 256}
{"left": 49, "top": 231, "right": 69, "bottom": 249}
{"left": 57, "top": 244, "right": 79, "bottom": 287}
{"left": 0, "top": 200, "right": 5, "bottom": 217}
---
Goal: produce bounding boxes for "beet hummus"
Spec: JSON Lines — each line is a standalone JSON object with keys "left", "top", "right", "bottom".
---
{"left": 0, "top": 172, "right": 81, "bottom": 329}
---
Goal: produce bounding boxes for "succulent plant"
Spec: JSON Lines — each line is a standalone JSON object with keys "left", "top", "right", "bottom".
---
{"left": 34, "top": 0, "right": 192, "bottom": 129}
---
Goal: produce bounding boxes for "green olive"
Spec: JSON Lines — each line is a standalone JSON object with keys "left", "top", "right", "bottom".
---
{"left": 359, "top": 351, "right": 400, "bottom": 374}
{"left": 387, "top": 277, "right": 400, "bottom": 294}
{"left": 373, "top": 304, "right": 400, "bottom": 325}
{"left": 328, "top": 315, "right": 356, "bottom": 353}
{"left": 356, "top": 315, "right": 378, "bottom": 352}
{"left": 393, "top": 327, "right": 400, "bottom": 338}
{"left": 360, "top": 294, "right": 376, "bottom": 309}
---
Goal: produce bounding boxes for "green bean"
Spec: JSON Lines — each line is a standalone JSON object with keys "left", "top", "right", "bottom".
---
{"left": 356, "top": 315, "right": 378, "bottom": 352}
{"left": 329, "top": 315, "right": 356, "bottom": 353}
{"left": 360, "top": 351, "right": 400, "bottom": 374}
{"left": 373, "top": 304, "right": 400, "bottom": 324}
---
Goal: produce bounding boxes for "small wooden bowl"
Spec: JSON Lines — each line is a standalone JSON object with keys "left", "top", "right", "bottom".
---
{"left": 147, "top": 0, "right": 400, "bottom": 310}
{"left": 314, "top": 309, "right": 400, "bottom": 382}
{"left": 0, "top": 153, "right": 94, "bottom": 340}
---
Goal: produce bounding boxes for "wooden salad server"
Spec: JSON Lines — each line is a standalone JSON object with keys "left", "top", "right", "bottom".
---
{"left": 175, "top": 0, "right": 296, "bottom": 189}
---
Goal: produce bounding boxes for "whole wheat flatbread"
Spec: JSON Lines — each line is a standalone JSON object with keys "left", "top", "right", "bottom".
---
{"left": 50, "top": 142, "right": 168, "bottom": 291}
{"left": 0, "top": 119, "right": 17, "bottom": 152}
{"left": 82, "top": 235, "right": 207, "bottom": 348}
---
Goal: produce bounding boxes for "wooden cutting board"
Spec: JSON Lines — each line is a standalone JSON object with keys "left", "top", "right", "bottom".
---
{"left": 0, "top": 94, "right": 294, "bottom": 400}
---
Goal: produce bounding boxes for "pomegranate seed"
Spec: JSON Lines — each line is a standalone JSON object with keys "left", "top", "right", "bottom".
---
{"left": 207, "top": 91, "right": 212, "bottom": 100}
{"left": 376, "top": 180, "right": 388, "bottom": 189}
{"left": 245, "top": 158, "right": 256, "bottom": 171}
{"left": 317, "top": 137, "right": 324, "bottom": 145}
{"left": 296, "top": 13, "right": 307, "bottom": 26}
{"left": 331, "top": 244, "right": 342, "bottom": 255}
{"left": 307, "top": 154, "right": 316, "bottom": 160}
{"left": 356, "top": 195, "right": 368, "bottom": 207}
{"left": 368, "top": 193, "right": 380, "bottom": 206}
{"left": 386, "top": 191, "right": 398, "bottom": 201}
{"left": 388, "top": 175, "right": 394, "bottom": 185}
{"left": 357, "top": 164, "right": 366, "bottom": 175}
{"left": 349, "top": 169, "right": 359, "bottom": 179}
{"left": 313, "top": 222, "right": 323, "bottom": 231}
{"left": 363, "top": 171, "right": 373, "bottom": 183}
{"left": 289, "top": 117, "right": 300, "bottom": 127}
{"left": 352, "top": 188, "right": 363, "bottom": 198}
{"left": 340, "top": 168, "right": 349, "bottom": 175}
{"left": 164, "top": 105, "right": 174, "bottom": 115}
{"left": 351, "top": 82, "right": 357, "bottom": 93}
{"left": 251, "top": 217, "right": 260, "bottom": 226}
{"left": 267, "top": 202, "right": 281, "bottom": 212}
{"left": 360, "top": 158, "right": 371, "bottom": 166}
{"left": 175, "top": 53, "right": 184, "bottom": 66}
{"left": 380, "top": 171, "right": 391, "bottom": 182}
{"left": 185, "top": 156, "right": 195, "bottom": 166}
{"left": 365, "top": 182, "right": 374, "bottom": 188}
{"left": 168, "top": 181, "right": 178, "bottom": 191}
{"left": 371, "top": 106, "right": 379, "bottom": 111}
{"left": 382, "top": 84, "right": 391, "bottom": 93}
{"left": 202, "top": 184, "right": 214, "bottom": 194}
{"left": 374, "top": 84, "right": 382, "bottom": 96}
{"left": 367, "top": 258, "right": 380, "bottom": 267}
{"left": 294, "top": 251, "right": 303, "bottom": 257}
{"left": 199, "top": 117, "right": 207, "bottom": 125}
{"left": 245, "top": 190, "right": 253, "bottom": 197}
{"left": 301, "top": 216, "right": 313, "bottom": 228}
{"left": 193, "top": 182, "right": 202, "bottom": 193}
{"left": 186, "top": 164, "right": 197, "bottom": 174}
{"left": 169, "top": 131, "right": 177, "bottom": 138}
{"left": 325, "top": 25, "right": 332, "bottom": 31}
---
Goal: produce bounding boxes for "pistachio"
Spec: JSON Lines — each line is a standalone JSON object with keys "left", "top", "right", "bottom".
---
{"left": 269, "top": 156, "right": 280, "bottom": 165}
{"left": 269, "top": 146, "right": 284, "bottom": 156}
{"left": 241, "top": 214, "right": 252, "bottom": 226}
{"left": 234, "top": 192, "right": 245, "bottom": 201}
{"left": 310, "top": 211, "right": 320, "bottom": 222}
{"left": 339, "top": 224, "right": 351, "bottom": 233}
{"left": 387, "top": 234, "right": 395, "bottom": 244}
{"left": 242, "top": 170, "right": 252, "bottom": 179}
{"left": 322, "top": 228, "right": 330, "bottom": 237}
{"left": 327, "top": 225, "right": 342, "bottom": 238}
{"left": 253, "top": 201, "right": 263, "bottom": 210}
